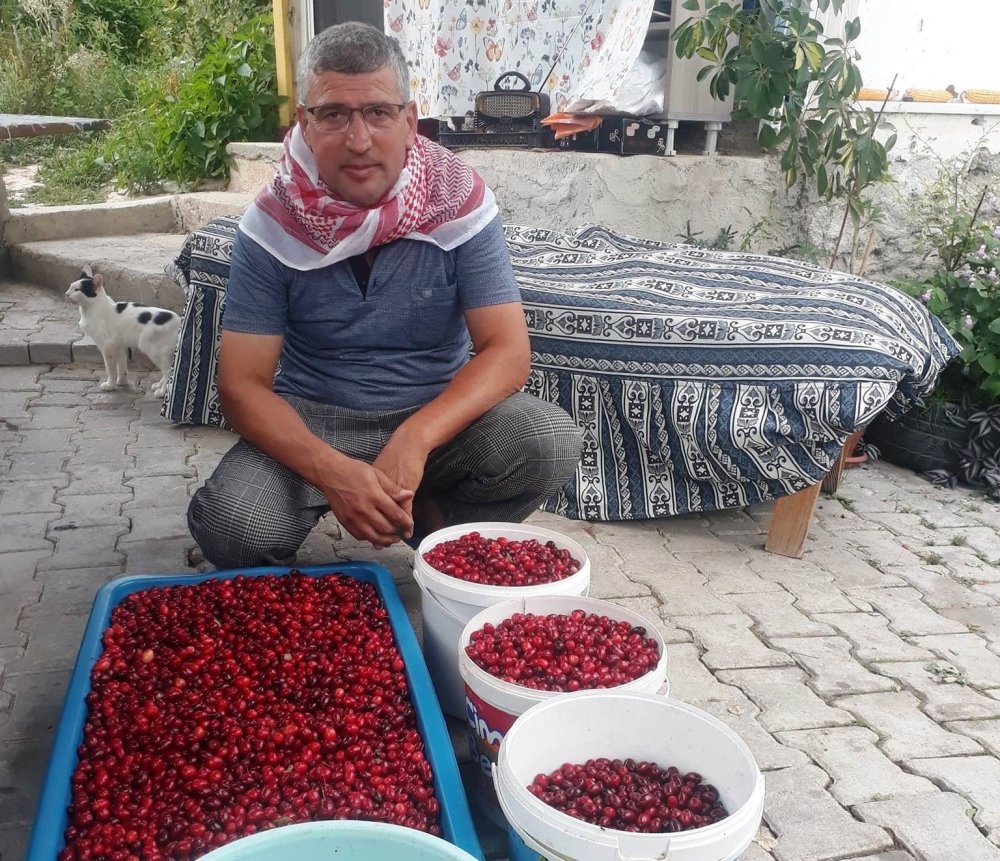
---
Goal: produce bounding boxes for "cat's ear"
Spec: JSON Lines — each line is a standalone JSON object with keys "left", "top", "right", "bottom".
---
{"left": 82, "top": 264, "right": 93, "bottom": 278}
{"left": 93, "top": 272, "right": 104, "bottom": 290}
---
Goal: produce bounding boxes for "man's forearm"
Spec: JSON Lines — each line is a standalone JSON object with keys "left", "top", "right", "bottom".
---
{"left": 392, "top": 344, "right": 529, "bottom": 455}
{"left": 220, "top": 384, "right": 349, "bottom": 487}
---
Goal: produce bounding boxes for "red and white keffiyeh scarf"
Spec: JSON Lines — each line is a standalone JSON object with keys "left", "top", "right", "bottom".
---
{"left": 239, "top": 124, "right": 498, "bottom": 270}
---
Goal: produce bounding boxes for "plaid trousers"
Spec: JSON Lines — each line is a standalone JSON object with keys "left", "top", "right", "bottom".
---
{"left": 188, "top": 392, "right": 583, "bottom": 568}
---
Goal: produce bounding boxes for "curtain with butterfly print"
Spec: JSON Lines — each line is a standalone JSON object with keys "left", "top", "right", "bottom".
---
{"left": 386, "top": 0, "right": 655, "bottom": 118}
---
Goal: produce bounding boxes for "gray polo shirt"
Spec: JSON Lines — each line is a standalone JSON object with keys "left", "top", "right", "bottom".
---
{"left": 222, "top": 214, "right": 520, "bottom": 411}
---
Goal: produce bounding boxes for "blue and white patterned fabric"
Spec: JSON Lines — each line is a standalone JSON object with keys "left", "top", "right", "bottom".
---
{"left": 163, "top": 217, "right": 959, "bottom": 522}
{"left": 508, "top": 224, "right": 958, "bottom": 521}
{"left": 163, "top": 217, "right": 238, "bottom": 430}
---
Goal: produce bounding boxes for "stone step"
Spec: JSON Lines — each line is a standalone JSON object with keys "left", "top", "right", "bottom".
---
{"left": 3, "top": 196, "right": 177, "bottom": 244}
{"left": 8, "top": 233, "right": 187, "bottom": 312}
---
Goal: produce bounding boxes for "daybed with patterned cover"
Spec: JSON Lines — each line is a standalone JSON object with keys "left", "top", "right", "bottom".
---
{"left": 164, "top": 216, "right": 958, "bottom": 557}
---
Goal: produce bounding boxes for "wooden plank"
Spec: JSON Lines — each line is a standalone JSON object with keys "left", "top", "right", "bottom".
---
{"left": 822, "top": 435, "right": 851, "bottom": 493}
{"left": 822, "top": 429, "right": 864, "bottom": 494}
{"left": 765, "top": 481, "right": 823, "bottom": 558}
{"left": 0, "top": 114, "right": 110, "bottom": 141}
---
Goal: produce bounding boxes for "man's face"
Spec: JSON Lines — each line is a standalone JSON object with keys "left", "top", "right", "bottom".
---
{"left": 297, "top": 67, "right": 417, "bottom": 208}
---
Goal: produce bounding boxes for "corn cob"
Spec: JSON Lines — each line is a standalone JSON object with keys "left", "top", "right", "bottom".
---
{"left": 963, "top": 89, "right": 1000, "bottom": 104}
{"left": 903, "top": 88, "right": 953, "bottom": 103}
{"left": 858, "top": 88, "right": 890, "bottom": 101}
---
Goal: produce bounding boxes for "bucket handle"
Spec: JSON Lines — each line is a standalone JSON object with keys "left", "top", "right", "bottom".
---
{"left": 412, "top": 567, "right": 471, "bottom": 628}
{"left": 491, "top": 765, "right": 672, "bottom": 861}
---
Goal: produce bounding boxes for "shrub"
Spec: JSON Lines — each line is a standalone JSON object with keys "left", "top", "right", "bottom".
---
{"left": 151, "top": 13, "right": 282, "bottom": 186}
{"left": 896, "top": 222, "right": 1000, "bottom": 404}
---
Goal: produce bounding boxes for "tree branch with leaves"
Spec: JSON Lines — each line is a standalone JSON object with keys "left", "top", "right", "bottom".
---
{"left": 673, "top": 0, "right": 897, "bottom": 271}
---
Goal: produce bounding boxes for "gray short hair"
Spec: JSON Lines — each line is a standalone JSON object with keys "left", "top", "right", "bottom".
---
{"left": 297, "top": 22, "right": 410, "bottom": 105}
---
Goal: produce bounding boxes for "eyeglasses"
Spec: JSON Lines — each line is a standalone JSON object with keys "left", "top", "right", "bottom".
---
{"left": 304, "top": 102, "right": 408, "bottom": 133}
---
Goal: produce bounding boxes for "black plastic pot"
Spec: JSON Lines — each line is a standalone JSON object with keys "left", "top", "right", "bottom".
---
{"left": 866, "top": 403, "right": 969, "bottom": 475}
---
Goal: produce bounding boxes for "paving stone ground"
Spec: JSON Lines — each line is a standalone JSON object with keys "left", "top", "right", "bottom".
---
{"left": 2, "top": 361, "right": 1000, "bottom": 861}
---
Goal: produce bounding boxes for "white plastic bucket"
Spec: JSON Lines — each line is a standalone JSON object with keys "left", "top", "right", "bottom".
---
{"left": 195, "top": 820, "right": 481, "bottom": 861}
{"left": 494, "top": 691, "right": 765, "bottom": 861}
{"left": 459, "top": 596, "right": 668, "bottom": 827}
{"left": 413, "top": 522, "right": 591, "bottom": 719}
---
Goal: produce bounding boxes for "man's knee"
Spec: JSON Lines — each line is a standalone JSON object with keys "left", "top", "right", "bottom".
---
{"left": 187, "top": 485, "right": 306, "bottom": 569}
{"left": 482, "top": 396, "right": 583, "bottom": 490}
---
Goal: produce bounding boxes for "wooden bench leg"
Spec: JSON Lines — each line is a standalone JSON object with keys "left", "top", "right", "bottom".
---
{"left": 822, "top": 430, "right": 862, "bottom": 494}
{"left": 765, "top": 481, "right": 823, "bottom": 558}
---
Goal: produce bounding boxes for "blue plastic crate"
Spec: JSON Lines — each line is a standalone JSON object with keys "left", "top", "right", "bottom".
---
{"left": 27, "top": 563, "right": 484, "bottom": 861}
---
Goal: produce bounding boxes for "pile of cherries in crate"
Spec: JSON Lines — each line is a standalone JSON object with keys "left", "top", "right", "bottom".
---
{"left": 465, "top": 609, "right": 660, "bottom": 692}
{"left": 60, "top": 572, "right": 439, "bottom": 861}
{"left": 529, "top": 759, "right": 729, "bottom": 833}
{"left": 422, "top": 532, "right": 581, "bottom": 586}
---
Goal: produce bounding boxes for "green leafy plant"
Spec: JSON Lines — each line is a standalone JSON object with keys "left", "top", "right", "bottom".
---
{"left": 672, "top": 0, "right": 896, "bottom": 271}
{"left": 896, "top": 220, "right": 1000, "bottom": 403}
{"left": 151, "top": 13, "right": 282, "bottom": 186}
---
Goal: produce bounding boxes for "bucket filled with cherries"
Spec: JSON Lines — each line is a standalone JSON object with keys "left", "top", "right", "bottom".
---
{"left": 458, "top": 595, "right": 668, "bottom": 827}
{"left": 495, "top": 691, "right": 765, "bottom": 861}
{"left": 414, "top": 524, "right": 592, "bottom": 718}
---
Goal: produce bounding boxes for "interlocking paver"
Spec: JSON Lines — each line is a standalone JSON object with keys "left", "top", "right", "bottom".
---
{"left": 122, "top": 536, "right": 198, "bottom": 575}
{"left": 942, "top": 607, "right": 1000, "bottom": 644}
{"left": 56, "top": 491, "right": 129, "bottom": 525}
{"left": 13, "top": 428, "right": 75, "bottom": 453}
{"left": 856, "top": 792, "right": 1000, "bottom": 861}
{"left": 0, "top": 670, "right": 72, "bottom": 742}
{"left": 0, "top": 480, "right": 64, "bottom": 516}
{"left": 38, "top": 523, "right": 129, "bottom": 570}
{"left": 0, "top": 515, "right": 53, "bottom": 554}
{"left": 892, "top": 565, "right": 995, "bottom": 609}
{"left": 118, "top": 505, "right": 193, "bottom": 544}
{"left": 671, "top": 614, "right": 795, "bottom": 670}
{"left": 665, "top": 644, "right": 807, "bottom": 770}
{"left": 763, "top": 763, "right": 893, "bottom": 861}
{"left": 910, "top": 633, "right": 1000, "bottom": 690}
{"left": 630, "top": 561, "right": 737, "bottom": 613}
{"left": 126, "top": 444, "right": 197, "bottom": 479}
{"left": 811, "top": 612, "right": 934, "bottom": 662}
{"left": 580, "top": 541, "right": 651, "bottom": 599}
{"left": 946, "top": 719, "right": 1000, "bottom": 756}
{"left": 770, "top": 635, "right": 899, "bottom": 697}
{"left": 15, "top": 405, "right": 82, "bottom": 430}
{"left": 732, "top": 591, "right": 835, "bottom": 638}
{"left": 5, "top": 450, "right": 68, "bottom": 482}
{"left": 752, "top": 570, "right": 858, "bottom": 613}
{"left": 717, "top": 667, "right": 854, "bottom": 732}
{"left": 836, "top": 691, "right": 984, "bottom": 759}
{"left": 873, "top": 662, "right": 1000, "bottom": 721}
{"left": 0, "top": 550, "right": 51, "bottom": 590}
{"left": 858, "top": 586, "right": 971, "bottom": 636}
{"left": 819, "top": 552, "right": 907, "bottom": 593}
{"left": 908, "top": 756, "right": 1000, "bottom": 845}
{"left": 60, "top": 463, "right": 130, "bottom": 496}
{"left": 10, "top": 613, "right": 90, "bottom": 674}
{"left": 0, "top": 735, "right": 51, "bottom": 826}
{"left": 27, "top": 566, "right": 123, "bottom": 617}
{"left": 124, "top": 474, "right": 195, "bottom": 509}
{"left": 776, "top": 726, "right": 937, "bottom": 805}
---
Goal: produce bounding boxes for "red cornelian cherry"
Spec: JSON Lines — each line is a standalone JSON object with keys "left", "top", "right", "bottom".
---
{"left": 60, "top": 572, "right": 440, "bottom": 861}
{"left": 422, "top": 532, "right": 581, "bottom": 586}
{"left": 466, "top": 611, "right": 659, "bottom": 691}
{"left": 528, "top": 759, "right": 729, "bottom": 833}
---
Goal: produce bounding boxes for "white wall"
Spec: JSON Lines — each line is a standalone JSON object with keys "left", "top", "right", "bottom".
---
{"left": 854, "top": 0, "right": 1000, "bottom": 94}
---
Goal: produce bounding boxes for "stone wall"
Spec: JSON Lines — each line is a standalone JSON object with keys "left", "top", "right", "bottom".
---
{"left": 227, "top": 106, "right": 1000, "bottom": 283}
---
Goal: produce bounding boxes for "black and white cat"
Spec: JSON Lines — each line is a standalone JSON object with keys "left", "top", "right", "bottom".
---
{"left": 66, "top": 265, "right": 181, "bottom": 397}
